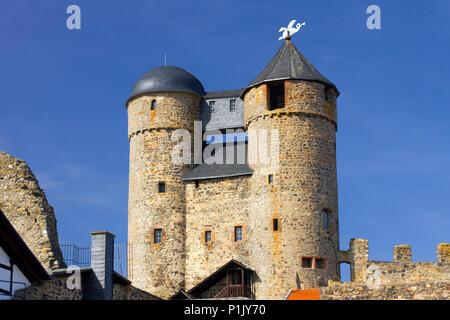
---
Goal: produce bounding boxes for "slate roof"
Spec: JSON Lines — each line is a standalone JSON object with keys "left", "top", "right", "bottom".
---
{"left": 127, "top": 66, "right": 205, "bottom": 103}
{"left": 182, "top": 143, "right": 253, "bottom": 181}
{"left": 187, "top": 259, "right": 254, "bottom": 298}
{"left": 241, "top": 39, "right": 338, "bottom": 98}
{"left": 204, "top": 89, "right": 243, "bottom": 99}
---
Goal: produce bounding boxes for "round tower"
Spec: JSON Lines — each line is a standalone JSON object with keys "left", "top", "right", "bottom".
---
{"left": 242, "top": 39, "right": 340, "bottom": 298}
{"left": 126, "top": 66, "right": 204, "bottom": 298}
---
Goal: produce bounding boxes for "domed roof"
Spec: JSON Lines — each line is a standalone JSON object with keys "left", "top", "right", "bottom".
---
{"left": 128, "top": 66, "right": 205, "bottom": 102}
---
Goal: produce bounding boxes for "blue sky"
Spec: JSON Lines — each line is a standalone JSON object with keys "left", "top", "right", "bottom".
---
{"left": 1, "top": 1, "right": 449, "bottom": 277}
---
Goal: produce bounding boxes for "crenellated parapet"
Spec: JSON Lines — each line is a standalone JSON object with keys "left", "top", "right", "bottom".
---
{"left": 338, "top": 239, "right": 450, "bottom": 286}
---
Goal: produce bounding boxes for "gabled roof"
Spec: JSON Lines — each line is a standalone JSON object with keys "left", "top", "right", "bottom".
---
{"left": 0, "top": 209, "right": 50, "bottom": 283}
{"left": 169, "top": 289, "right": 194, "bottom": 300}
{"left": 241, "top": 39, "right": 338, "bottom": 98}
{"left": 187, "top": 259, "right": 254, "bottom": 297}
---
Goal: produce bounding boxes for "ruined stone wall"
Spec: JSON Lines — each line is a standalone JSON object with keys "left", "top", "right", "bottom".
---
{"left": 243, "top": 80, "right": 340, "bottom": 298}
{"left": 0, "top": 152, "right": 65, "bottom": 270}
{"left": 127, "top": 92, "right": 200, "bottom": 299}
{"left": 320, "top": 281, "right": 449, "bottom": 300}
{"left": 339, "top": 239, "right": 450, "bottom": 286}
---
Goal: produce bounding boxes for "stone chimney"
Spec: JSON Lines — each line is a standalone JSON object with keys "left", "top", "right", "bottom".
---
{"left": 83, "top": 231, "right": 115, "bottom": 300}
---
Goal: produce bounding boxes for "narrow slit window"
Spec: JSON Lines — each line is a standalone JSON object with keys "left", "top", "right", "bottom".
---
{"left": 195, "top": 180, "right": 199, "bottom": 189}
{"left": 234, "top": 226, "right": 243, "bottom": 242}
{"left": 151, "top": 100, "right": 157, "bottom": 110}
{"left": 158, "top": 182, "right": 166, "bottom": 193}
{"left": 205, "top": 231, "right": 212, "bottom": 243}
{"left": 268, "top": 174, "right": 273, "bottom": 184}
{"left": 154, "top": 229, "right": 162, "bottom": 243}
{"left": 273, "top": 218, "right": 279, "bottom": 231}
{"left": 322, "top": 210, "right": 329, "bottom": 230}
{"left": 268, "top": 82, "right": 285, "bottom": 110}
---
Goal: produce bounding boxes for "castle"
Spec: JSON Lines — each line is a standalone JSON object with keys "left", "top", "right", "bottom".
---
{"left": 0, "top": 36, "right": 447, "bottom": 301}
{"left": 126, "top": 37, "right": 341, "bottom": 299}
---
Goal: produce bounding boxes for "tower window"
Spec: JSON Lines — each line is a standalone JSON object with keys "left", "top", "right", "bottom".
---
{"left": 205, "top": 231, "right": 212, "bottom": 243}
{"left": 234, "top": 226, "right": 243, "bottom": 242}
{"left": 154, "top": 229, "right": 162, "bottom": 243}
{"left": 158, "top": 182, "right": 166, "bottom": 193}
{"left": 230, "top": 99, "right": 236, "bottom": 111}
{"left": 209, "top": 101, "right": 215, "bottom": 113}
{"left": 322, "top": 210, "right": 329, "bottom": 230}
{"left": 315, "top": 258, "right": 325, "bottom": 269}
{"left": 268, "top": 82, "right": 285, "bottom": 110}
{"left": 301, "top": 257, "right": 313, "bottom": 268}
{"left": 151, "top": 99, "right": 157, "bottom": 110}
{"left": 273, "top": 218, "right": 279, "bottom": 231}
{"left": 268, "top": 174, "right": 273, "bottom": 184}
{"left": 195, "top": 180, "right": 199, "bottom": 189}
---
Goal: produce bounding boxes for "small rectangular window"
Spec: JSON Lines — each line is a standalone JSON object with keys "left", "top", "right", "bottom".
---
{"left": 234, "top": 226, "right": 243, "bottom": 242}
{"left": 195, "top": 180, "right": 199, "bottom": 189}
{"left": 268, "top": 174, "right": 273, "bottom": 184}
{"left": 268, "top": 82, "right": 285, "bottom": 110}
{"left": 230, "top": 99, "right": 236, "bottom": 111}
{"left": 154, "top": 229, "right": 162, "bottom": 243}
{"left": 158, "top": 182, "right": 166, "bottom": 193}
{"left": 205, "top": 231, "right": 212, "bottom": 243}
{"left": 302, "top": 257, "right": 312, "bottom": 268}
{"left": 315, "top": 258, "right": 325, "bottom": 269}
{"left": 209, "top": 101, "right": 215, "bottom": 113}
{"left": 273, "top": 218, "right": 279, "bottom": 231}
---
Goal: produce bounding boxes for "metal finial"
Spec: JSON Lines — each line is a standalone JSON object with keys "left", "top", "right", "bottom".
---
{"left": 279, "top": 19, "right": 306, "bottom": 41}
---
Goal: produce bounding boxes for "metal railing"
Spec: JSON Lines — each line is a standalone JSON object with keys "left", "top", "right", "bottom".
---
{"left": 214, "top": 285, "right": 251, "bottom": 299}
{"left": 0, "top": 280, "right": 27, "bottom": 300}
{"left": 61, "top": 243, "right": 129, "bottom": 278}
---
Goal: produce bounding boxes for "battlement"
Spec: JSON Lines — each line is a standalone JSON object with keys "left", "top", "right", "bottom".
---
{"left": 338, "top": 239, "right": 450, "bottom": 285}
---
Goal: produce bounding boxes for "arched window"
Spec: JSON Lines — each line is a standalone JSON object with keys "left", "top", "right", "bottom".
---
{"left": 151, "top": 100, "right": 157, "bottom": 110}
{"left": 322, "top": 209, "right": 330, "bottom": 230}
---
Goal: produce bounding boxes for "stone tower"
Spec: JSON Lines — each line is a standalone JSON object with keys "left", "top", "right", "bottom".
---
{"left": 126, "top": 66, "right": 204, "bottom": 299}
{"left": 242, "top": 38, "right": 340, "bottom": 295}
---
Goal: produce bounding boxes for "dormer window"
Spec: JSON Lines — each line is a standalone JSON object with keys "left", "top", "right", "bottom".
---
{"left": 268, "top": 82, "right": 285, "bottom": 110}
{"left": 230, "top": 99, "right": 236, "bottom": 111}
{"left": 209, "top": 101, "right": 215, "bottom": 113}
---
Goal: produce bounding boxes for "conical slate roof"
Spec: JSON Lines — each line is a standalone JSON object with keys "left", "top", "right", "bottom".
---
{"left": 241, "top": 39, "right": 338, "bottom": 98}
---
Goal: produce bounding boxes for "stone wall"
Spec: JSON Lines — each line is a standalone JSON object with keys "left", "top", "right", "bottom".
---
{"left": 339, "top": 239, "right": 450, "bottom": 286}
{"left": 185, "top": 176, "right": 252, "bottom": 290}
{"left": 113, "top": 283, "right": 162, "bottom": 300}
{"left": 0, "top": 152, "right": 65, "bottom": 270}
{"left": 243, "top": 80, "right": 340, "bottom": 298}
{"left": 320, "top": 281, "right": 449, "bottom": 300}
{"left": 183, "top": 79, "right": 341, "bottom": 299}
{"left": 127, "top": 92, "right": 200, "bottom": 299}
{"left": 13, "top": 277, "right": 82, "bottom": 300}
